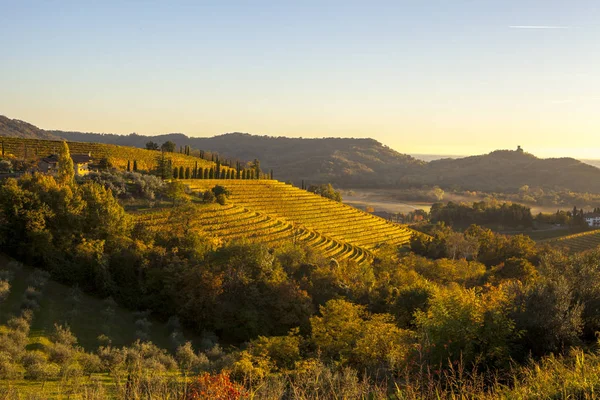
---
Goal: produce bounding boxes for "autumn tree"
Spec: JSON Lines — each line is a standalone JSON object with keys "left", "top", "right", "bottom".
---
{"left": 57, "top": 141, "right": 74, "bottom": 185}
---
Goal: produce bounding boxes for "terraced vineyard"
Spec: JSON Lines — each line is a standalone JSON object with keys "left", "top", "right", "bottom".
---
{"left": 0, "top": 136, "right": 222, "bottom": 172}
{"left": 134, "top": 202, "right": 371, "bottom": 263}
{"left": 154, "top": 179, "right": 416, "bottom": 261}
{"left": 544, "top": 229, "right": 600, "bottom": 253}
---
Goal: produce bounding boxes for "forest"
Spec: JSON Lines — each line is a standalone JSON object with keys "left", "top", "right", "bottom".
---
{"left": 1, "top": 144, "right": 600, "bottom": 399}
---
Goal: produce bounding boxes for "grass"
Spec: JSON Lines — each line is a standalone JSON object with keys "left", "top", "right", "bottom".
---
{"left": 0, "top": 254, "right": 196, "bottom": 352}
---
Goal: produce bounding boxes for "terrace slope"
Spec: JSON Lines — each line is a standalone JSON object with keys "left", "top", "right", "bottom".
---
{"left": 180, "top": 180, "right": 416, "bottom": 260}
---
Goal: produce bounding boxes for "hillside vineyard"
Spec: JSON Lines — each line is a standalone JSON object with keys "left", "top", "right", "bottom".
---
{"left": 185, "top": 180, "right": 414, "bottom": 261}
{"left": 0, "top": 136, "right": 221, "bottom": 172}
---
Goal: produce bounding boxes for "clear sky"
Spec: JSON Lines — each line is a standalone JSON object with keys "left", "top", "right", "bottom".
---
{"left": 1, "top": 1, "right": 599, "bottom": 158}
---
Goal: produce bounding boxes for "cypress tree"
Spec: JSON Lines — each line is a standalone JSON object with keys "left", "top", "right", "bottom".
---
{"left": 204, "top": 169, "right": 209, "bottom": 179}
{"left": 173, "top": 167, "right": 178, "bottom": 179}
{"left": 236, "top": 162, "right": 241, "bottom": 179}
{"left": 133, "top": 160, "right": 138, "bottom": 172}
{"left": 198, "top": 167, "right": 204, "bottom": 179}
{"left": 185, "top": 167, "right": 190, "bottom": 179}
{"left": 270, "top": 169, "right": 273, "bottom": 179}
{"left": 209, "top": 168, "right": 214, "bottom": 179}
{"left": 194, "top": 161, "right": 198, "bottom": 178}
{"left": 221, "top": 170, "right": 226, "bottom": 179}
{"left": 127, "top": 160, "right": 131, "bottom": 172}
{"left": 242, "top": 169, "right": 246, "bottom": 179}
{"left": 211, "top": 154, "right": 214, "bottom": 162}
{"left": 216, "top": 159, "right": 221, "bottom": 177}
{"left": 179, "top": 166, "right": 184, "bottom": 179}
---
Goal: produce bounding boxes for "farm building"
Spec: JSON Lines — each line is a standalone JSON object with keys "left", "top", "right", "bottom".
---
{"left": 584, "top": 213, "right": 600, "bottom": 227}
{"left": 39, "top": 153, "right": 92, "bottom": 176}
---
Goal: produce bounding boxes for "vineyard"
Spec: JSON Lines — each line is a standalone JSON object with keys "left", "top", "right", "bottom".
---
{"left": 135, "top": 203, "right": 371, "bottom": 263}
{"left": 0, "top": 136, "right": 222, "bottom": 172}
{"left": 133, "top": 180, "right": 416, "bottom": 263}
{"left": 544, "top": 229, "right": 600, "bottom": 253}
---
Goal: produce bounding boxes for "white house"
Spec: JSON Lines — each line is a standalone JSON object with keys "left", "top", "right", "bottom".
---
{"left": 584, "top": 213, "right": 600, "bottom": 227}
{"left": 39, "top": 153, "right": 92, "bottom": 177}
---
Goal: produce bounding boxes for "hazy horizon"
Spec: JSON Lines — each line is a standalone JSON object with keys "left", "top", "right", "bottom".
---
{"left": 1, "top": 1, "right": 599, "bottom": 159}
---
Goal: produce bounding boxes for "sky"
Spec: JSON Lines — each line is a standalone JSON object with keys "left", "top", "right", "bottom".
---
{"left": 1, "top": 0, "right": 599, "bottom": 158}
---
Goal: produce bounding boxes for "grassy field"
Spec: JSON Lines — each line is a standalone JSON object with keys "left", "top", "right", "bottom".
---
{"left": 0, "top": 254, "right": 193, "bottom": 352}
{"left": 0, "top": 135, "right": 224, "bottom": 173}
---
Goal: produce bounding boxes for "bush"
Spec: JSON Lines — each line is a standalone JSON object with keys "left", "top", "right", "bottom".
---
{"left": 186, "top": 371, "right": 246, "bottom": 400}
{"left": 203, "top": 190, "right": 216, "bottom": 203}
{"left": 0, "top": 280, "right": 10, "bottom": 302}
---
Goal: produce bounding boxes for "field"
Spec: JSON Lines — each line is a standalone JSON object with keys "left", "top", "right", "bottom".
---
{"left": 135, "top": 179, "right": 419, "bottom": 263}
{"left": 0, "top": 136, "right": 223, "bottom": 173}
{"left": 0, "top": 254, "right": 191, "bottom": 352}
{"left": 542, "top": 229, "right": 600, "bottom": 253}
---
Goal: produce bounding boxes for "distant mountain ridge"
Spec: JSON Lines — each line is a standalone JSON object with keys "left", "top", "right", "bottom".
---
{"left": 3, "top": 114, "right": 600, "bottom": 193}
{"left": 0, "top": 115, "right": 61, "bottom": 140}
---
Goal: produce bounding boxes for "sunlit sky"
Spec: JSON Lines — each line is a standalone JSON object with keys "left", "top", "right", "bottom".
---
{"left": 1, "top": 1, "right": 599, "bottom": 159}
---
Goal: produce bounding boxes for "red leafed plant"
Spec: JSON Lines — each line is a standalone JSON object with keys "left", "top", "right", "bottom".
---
{"left": 186, "top": 371, "right": 246, "bottom": 400}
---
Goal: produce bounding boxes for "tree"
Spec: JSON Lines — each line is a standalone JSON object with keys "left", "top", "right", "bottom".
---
{"left": 198, "top": 167, "right": 204, "bottom": 179}
{"left": 173, "top": 167, "right": 178, "bottom": 179}
{"left": 146, "top": 141, "right": 159, "bottom": 151}
{"left": 209, "top": 168, "right": 214, "bottom": 179}
{"left": 127, "top": 160, "right": 131, "bottom": 172}
{"left": 178, "top": 166, "right": 184, "bottom": 179}
{"left": 308, "top": 184, "right": 342, "bottom": 202}
{"left": 155, "top": 152, "right": 170, "bottom": 179}
{"left": 164, "top": 181, "right": 188, "bottom": 206}
{"left": 252, "top": 159, "right": 261, "bottom": 179}
{"left": 57, "top": 141, "right": 74, "bottom": 185}
{"left": 185, "top": 167, "right": 190, "bottom": 179}
{"left": 161, "top": 141, "right": 176, "bottom": 153}
{"left": 133, "top": 160, "right": 138, "bottom": 172}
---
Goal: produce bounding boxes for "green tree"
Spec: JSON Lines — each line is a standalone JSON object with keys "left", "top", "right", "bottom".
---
{"left": 57, "top": 141, "right": 74, "bottom": 185}
{"left": 164, "top": 181, "right": 188, "bottom": 206}
{"left": 146, "top": 141, "right": 159, "bottom": 151}
{"left": 185, "top": 167, "right": 190, "bottom": 179}
{"left": 161, "top": 141, "right": 176, "bottom": 153}
{"left": 133, "top": 160, "right": 138, "bottom": 172}
{"left": 127, "top": 160, "right": 131, "bottom": 172}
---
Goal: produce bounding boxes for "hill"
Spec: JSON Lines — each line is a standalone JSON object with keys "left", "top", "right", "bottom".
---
{"left": 4, "top": 115, "right": 600, "bottom": 193}
{"left": 0, "top": 115, "right": 61, "bottom": 140}
{"left": 57, "top": 131, "right": 424, "bottom": 187}
{"left": 62, "top": 129, "right": 600, "bottom": 193}
{"left": 414, "top": 150, "right": 600, "bottom": 193}
{"left": 134, "top": 179, "right": 417, "bottom": 264}
{"left": 0, "top": 136, "right": 224, "bottom": 174}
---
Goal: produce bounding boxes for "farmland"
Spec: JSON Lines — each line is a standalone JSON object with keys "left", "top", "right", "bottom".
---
{"left": 543, "top": 229, "right": 600, "bottom": 253}
{"left": 0, "top": 136, "right": 222, "bottom": 172}
{"left": 145, "top": 179, "right": 417, "bottom": 262}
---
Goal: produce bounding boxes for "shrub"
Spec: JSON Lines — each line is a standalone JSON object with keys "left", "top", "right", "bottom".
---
{"left": 0, "top": 280, "right": 10, "bottom": 302}
{"left": 186, "top": 371, "right": 246, "bottom": 400}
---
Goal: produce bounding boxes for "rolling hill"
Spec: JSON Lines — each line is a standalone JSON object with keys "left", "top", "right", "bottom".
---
{"left": 134, "top": 180, "right": 417, "bottom": 264}
{"left": 0, "top": 136, "right": 226, "bottom": 174}
{"left": 4, "top": 114, "right": 600, "bottom": 193}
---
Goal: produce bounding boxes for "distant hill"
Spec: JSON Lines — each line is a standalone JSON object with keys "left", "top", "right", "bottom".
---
{"left": 3, "top": 115, "right": 600, "bottom": 193}
{"left": 412, "top": 150, "right": 600, "bottom": 193}
{"left": 57, "top": 131, "right": 424, "bottom": 187}
{"left": 0, "top": 115, "right": 61, "bottom": 140}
